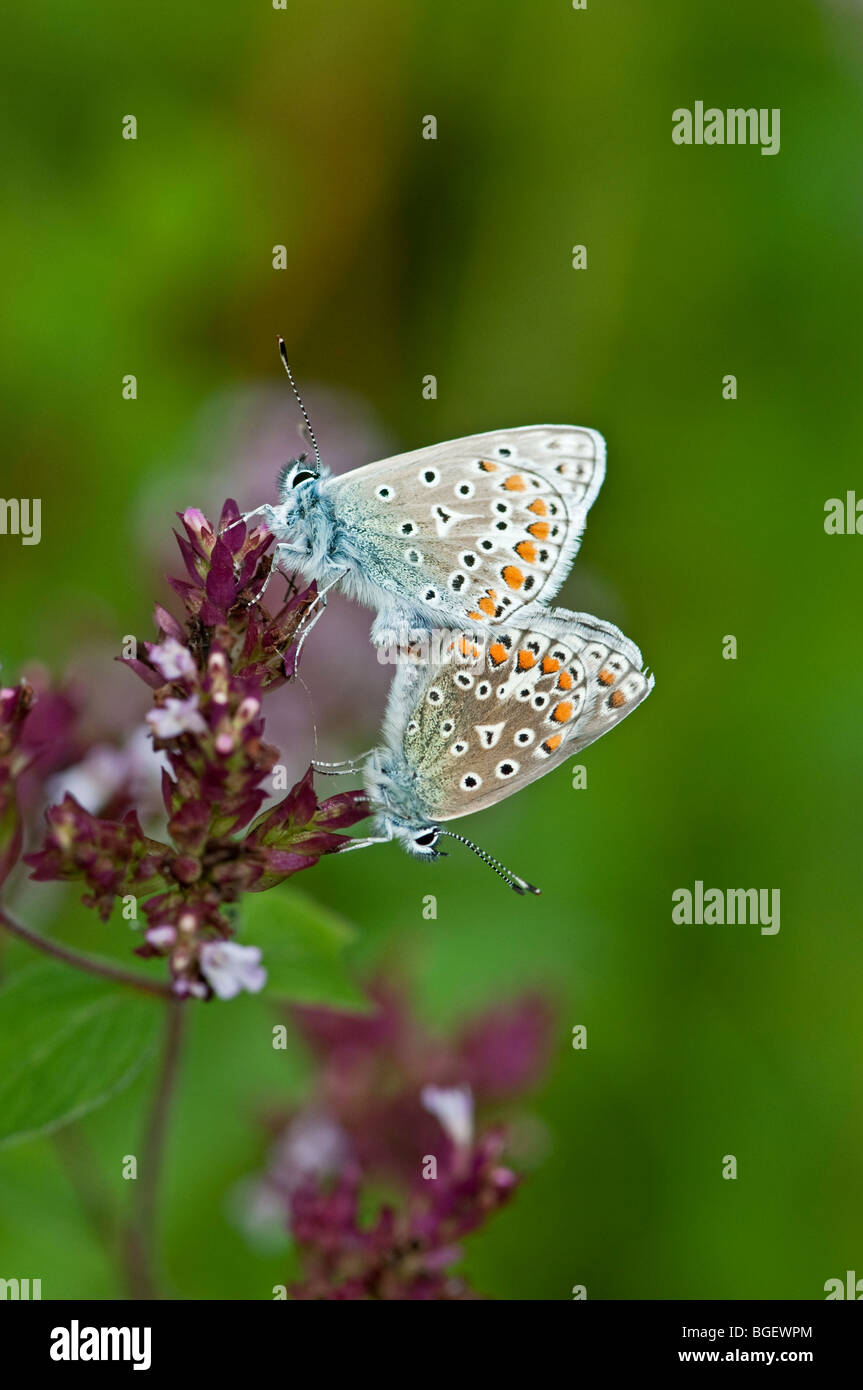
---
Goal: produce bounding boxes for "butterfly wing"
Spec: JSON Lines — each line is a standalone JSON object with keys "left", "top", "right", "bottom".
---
{"left": 389, "top": 607, "right": 652, "bottom": 822}
{"left": 327, "top": 426, "right": 605, "bottom": 624}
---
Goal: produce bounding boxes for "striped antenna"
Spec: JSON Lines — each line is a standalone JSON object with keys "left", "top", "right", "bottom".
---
{"left": 277, "top": 337, "right": 321, "bottom": 469}
{"left": 436, "top": 828, "right": 541, "bottom": 896}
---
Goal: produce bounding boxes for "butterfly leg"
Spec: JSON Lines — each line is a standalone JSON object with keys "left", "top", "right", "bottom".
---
{"left": 289, "top": 568, "right": 348, "bottom": 677}
{"left": 219, "top": 503, "right": 278, "bottom": 537}
{"left": 334, "top": 831, "right": 393, "bottom": 855}
{"left": 246, "top": 542, "right": 301, "bottom": 605}
{"left": 312, "top": 750, "right": 375, "bottom": 775}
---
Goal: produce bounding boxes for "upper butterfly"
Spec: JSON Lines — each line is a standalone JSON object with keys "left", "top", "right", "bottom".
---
{"left": 246, "top": 343, "right": 606, "bottom": 643}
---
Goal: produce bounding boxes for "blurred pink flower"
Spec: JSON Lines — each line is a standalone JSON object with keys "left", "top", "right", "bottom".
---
{"left": 46, "top": 726, "right": 168, "bottom": 822}
{"left": 200, "top": 941, "right": 267, "bottom": 1000}
{"left": 147, "top": 694, "right": 208, "bottom": 740}
{"left": 421, "top": 1084, "right": 474, "bottom": 1151}
{"left": 245, "top": 980, "right": 555, "bottom": 1299}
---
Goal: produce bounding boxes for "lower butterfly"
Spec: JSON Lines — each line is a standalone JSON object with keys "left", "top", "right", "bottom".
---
{"left": 318, "top": 608, "right": 653, "bottom": 894}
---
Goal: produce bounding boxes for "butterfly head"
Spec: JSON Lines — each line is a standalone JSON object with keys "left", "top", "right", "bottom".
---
{"left": 274, "top": 341, "right": 330, "bottom": 528}
{"left": 362, "top": 752, "right": 444, "bottom": 859}
{"left": 273, "top": 456, "right": 334, "bottom": 555}
{"left": 397, "top": 823, "right": 445, "bottom": 861}
{"left": 362, "top": 750, "right": 537, "bottom": 890}
{"left": 392, "top": 819, "right": 540, "bottom": 891}
{"left": 277, "top": 455, "right": 321, "bottom": 501}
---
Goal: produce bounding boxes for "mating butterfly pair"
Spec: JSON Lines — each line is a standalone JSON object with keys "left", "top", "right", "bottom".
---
{"left": 239, "top": 346, "right": 654, "bottom": 893}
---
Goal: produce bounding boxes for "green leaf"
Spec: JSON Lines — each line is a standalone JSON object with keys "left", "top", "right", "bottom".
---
{"left": 240, "top": 887, "right": 369, "bottom": 1011}
{"left": 0, "top": 965, "right": 160, "bottom": 1150}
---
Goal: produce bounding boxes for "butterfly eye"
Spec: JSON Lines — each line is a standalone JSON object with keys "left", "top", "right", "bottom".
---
{"left": 291, "top": 470, "right": 316, "bottom": 487}
{"left": 414, "top": 829, "right": 438, "bottom": 848}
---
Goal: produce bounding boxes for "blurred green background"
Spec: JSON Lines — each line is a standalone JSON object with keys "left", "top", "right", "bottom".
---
{"left": 2, "top": 0, "right": 863, "bottom": 1299}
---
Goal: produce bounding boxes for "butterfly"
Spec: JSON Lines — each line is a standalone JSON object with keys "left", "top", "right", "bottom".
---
{"left": 322, "top": 607, "right": 654, "bottom": 893}
{"left": 241, "top": 342, "right": 606, "bottom": 644}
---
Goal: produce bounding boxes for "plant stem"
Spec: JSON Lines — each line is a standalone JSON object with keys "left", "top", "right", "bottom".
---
{"left": 125, "top": 996, "right": 187, "bottom": 1299}
{"left": 53, "top": 1127, "right": 116, "bottom": 1257}
{"left": 0, "top": 906, "right": 172, "bottom": 998}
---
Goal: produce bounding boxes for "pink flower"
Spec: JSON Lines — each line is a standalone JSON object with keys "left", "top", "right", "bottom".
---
{"left": 47, "top": 727, "right": 167, "bottom": 820}
{"left": 252, "top": 981, "right": 555, "bottom": 1298}
{"left": 199, "top": 941, "right": 266, "bottom": 1000}
{"left": 269, "top": 1112, "right": 350, "bottom": 1195}
{"left": 421, "top": 1084, "right": 474, "bottom": 1150}
{"left": 145, "top": 924, "right": 177, "bottom": 950}
{"left": 22, "top": 502, "right": 368, "bottom": 997}
{"left": 146, "top": 696, "right": 207, "bottom": 740}
{"left": 148, "top": 637, "right": 197, "bottom": 683}
{"left": 0, "top": 681, "right": 36, "bottom": 888}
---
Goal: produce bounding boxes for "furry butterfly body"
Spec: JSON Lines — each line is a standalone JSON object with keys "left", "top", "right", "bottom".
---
{"left": 259, "top": 425, "right": 605, "bottom": 642}
{"left": 333, "top": 606, "right": 653, "bottom": 892}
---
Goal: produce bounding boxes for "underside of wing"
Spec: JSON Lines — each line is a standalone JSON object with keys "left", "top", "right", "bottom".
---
{"left": 397, "top": 608, "right": 652, "bottom": 821}
{"left": 329, "top": 426, "right": 605, "bottom": 620}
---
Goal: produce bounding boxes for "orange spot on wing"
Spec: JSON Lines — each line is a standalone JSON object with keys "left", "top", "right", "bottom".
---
{"left": 598, "top": 668, "right": 615, "bottom": 686}
{"left": 542, "top": 656, "right": 561, "bottom": 674}
{"left": 504, "top": 474, "right": 526, "bottom": 491}
{"left": 528, "top": 498, "right": 548, "bottom": 515}
{"left": 552, "top": 701, "right": 574, "bottom": 723}
{"left": 478, "top": 595, "right": 496, "bottom": 616}
{"left": 517, "top": 649, "right": 537, "bottom": 670}
{"left": 557, "top": 671, "right": 574, "bottom": 690}
{"left": 458, "top": 636, "right": 472, "bottom": 656}
{"left": 543, "top": 734, "right": 563, "bottom": 752}
{"left": 515, "top": 540, "right": 537, "bottom": 564}
{"left": 479, "top": 460, "right": 498, "bottom": 471}
{"left": 489, "top": 642, "right": 508, "bottom": 666}
{"left": 468, "top": 611, "right": 483, "bottom": 621}
{"left": 610, "top": 690, "right": 626, "bottom": 708}
{"left": 502, "top": 565, "right": 524, "bottom": 590}
{"left": 527, "top": 521, "right": 550, "bottom": 541}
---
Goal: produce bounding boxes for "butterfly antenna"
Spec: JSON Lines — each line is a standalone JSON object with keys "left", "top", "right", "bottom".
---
{"left": 277, "top": 337, "right": 321, "bottom": 470}
{"left": 436, "top": 829, "right": 541, "bottom": 896}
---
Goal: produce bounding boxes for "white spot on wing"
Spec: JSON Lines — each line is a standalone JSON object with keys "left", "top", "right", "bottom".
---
{"left": 433, "top": 504, "right": 470, "bottom": 538}
{"left": 495, "top": 759, "right": 520, "bottom": 779}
